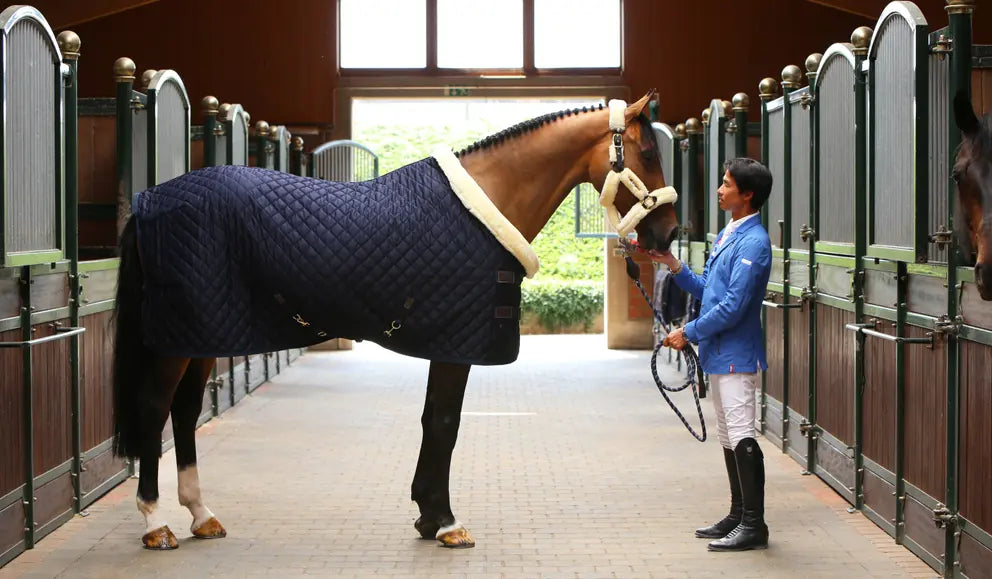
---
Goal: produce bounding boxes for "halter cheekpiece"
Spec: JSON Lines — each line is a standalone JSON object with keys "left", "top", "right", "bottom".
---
{"left": 598, "top": 99, "right": 678, "bottom": 238}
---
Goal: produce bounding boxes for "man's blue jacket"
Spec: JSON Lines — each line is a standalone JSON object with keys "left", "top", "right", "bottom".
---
{"left": 672, "top": 215, "right": 772, "bottom": 375}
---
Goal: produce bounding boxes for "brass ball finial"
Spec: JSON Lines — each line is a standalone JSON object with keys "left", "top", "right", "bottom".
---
{"left": 218, "top": 103, "right": 232, "bottom": 120}
{"left": 851, "top": 26, "right": 873, "bottom": 55}
{"left": 201, "top": 96, "right": 220, "bottom": 116}
{"left": 732, "top": 93, "right": 750, "bottom": 111}
{"left": 701, "top": 108, "right": 711, "bottom": 125}
{"left": 758, "top": 77, "right": 779, "bottom": 101}
{"left": 946, "top": 0, "right": 976, "bottom": 14}
{"left": 674, "top": 123, "right": 687, "bottom": 139}
{"left": 781, "top": 65, "right": 803, "bottom": 89}
{"left": 292, "top": 136, "right": 304, "bottom": 151}
{"left": 254, "top": 120, "right": 270, "bottom": 137}
{"left": 685, "top": 117, "right": 703, "bottom": 134}
{"left": 57, "top": 31, "right": 80, "bottom": 60}
{"left": 721, "top": 100, "right": 733, "bottom": 118}
{"left": 113, "top": 57, "right": 136, "bottom": 82}
{"left": 805, "top": 53, "right": 822, "bottom": 83}
{"left": 140, "top": 69, "right": 157, "bottom": 90}
{"left": 268, "top": 125, "right": 281, "bottom": 141}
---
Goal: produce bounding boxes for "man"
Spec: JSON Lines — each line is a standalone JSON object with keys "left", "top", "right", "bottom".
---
{"left": 647, "top": 157, "right": 773, "bottom": 552}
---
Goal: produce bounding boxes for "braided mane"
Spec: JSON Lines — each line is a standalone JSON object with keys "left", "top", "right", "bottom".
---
{"left": 454, "top": 103, "right": 607, "bottom": 158}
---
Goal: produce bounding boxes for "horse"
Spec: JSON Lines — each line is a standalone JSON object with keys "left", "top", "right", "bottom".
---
{"left": 953, "top": 92, "right": 992, "bottom": 301}
{"left": 110, "top": 91, "right": 681, "bottom": 550}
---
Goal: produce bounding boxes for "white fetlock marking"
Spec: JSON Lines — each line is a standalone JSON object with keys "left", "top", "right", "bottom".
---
{"left": 435, "top": 520, "right": 464, "bottom": 539}
{"left": 137, "top": 497, "right": 168, "bottom": 534}
{"left": 178, "top": 466, "right": 215, "bottom": 530}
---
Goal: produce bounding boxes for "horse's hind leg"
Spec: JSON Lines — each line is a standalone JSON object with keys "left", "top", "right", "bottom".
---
{"left": 137, "top": 356, "right": 190, "bottom": 550}
{"left": 411, "top": 361, "right": 475, "bottom": 548}
{"left": 171, "top": 357, "right": 227, "bottom": 539}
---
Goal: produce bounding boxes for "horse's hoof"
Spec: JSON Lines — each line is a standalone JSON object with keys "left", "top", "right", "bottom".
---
{"left": 437, "top": 525, "right": 475, "bottom": 549}
{"left": 414, "top": 516, "right": 439, "bottom": 540}
{"left": 142, "top": 526, "right": 179, "bottom": 550}
{"left": 192, "top": 517, "right": 227, "bottom": 539}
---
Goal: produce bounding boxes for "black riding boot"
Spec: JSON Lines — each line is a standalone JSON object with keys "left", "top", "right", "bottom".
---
{"left": 695, "top": 447, "right": 742, "bottom": 538}
{"left": 708, "top": 438, "right": 768, "bottom": 551}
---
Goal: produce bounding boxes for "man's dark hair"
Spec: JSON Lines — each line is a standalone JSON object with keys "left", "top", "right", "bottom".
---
{"left": 724, "top": 157, "right": 773, "bottom": 211}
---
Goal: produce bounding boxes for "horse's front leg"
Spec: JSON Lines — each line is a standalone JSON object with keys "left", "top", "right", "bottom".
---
{"left": 411, "top": 361, "right": 474, "bottom": 548}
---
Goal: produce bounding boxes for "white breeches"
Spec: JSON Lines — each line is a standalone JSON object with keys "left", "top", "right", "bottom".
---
{"left": 709, "top": 373, "right": 758, "bottom": 450}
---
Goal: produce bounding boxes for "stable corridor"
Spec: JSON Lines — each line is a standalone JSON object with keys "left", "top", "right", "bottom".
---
{"left": 3, "top": 336, "right": 932, "bottom": 578}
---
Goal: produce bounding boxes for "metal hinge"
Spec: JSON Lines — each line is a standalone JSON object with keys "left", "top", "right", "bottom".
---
{"left": 931, "top": 34, "right": 954, "bottom": 59}
{"left": 800, "top": 92, "right": 815, "bottom": 109}
{"left": 934, "top": 315, "right": 962, "bottom": 338}
{"left": 933, "top": 503, "right": 958, "bottom": 529}
{"left": 801, "top": 286, "right": 817, "bottom": 302}
{"left": 799, "top": 223, "right": 816, "bottom": 243}
{"left": 929, "top": 225, "right": 953, "bottom": 250}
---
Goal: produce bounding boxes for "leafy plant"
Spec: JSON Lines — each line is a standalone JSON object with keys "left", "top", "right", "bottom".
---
{"left": 521, "top": 280, "right": 603, "bottom": 331}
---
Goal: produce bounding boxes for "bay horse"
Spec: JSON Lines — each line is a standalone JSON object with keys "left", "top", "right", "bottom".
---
{"left": 954, "top": 92, "right": 992, "bottom": 300}
{"left": 111, "top": 91, "right": 680, "bottom": 549}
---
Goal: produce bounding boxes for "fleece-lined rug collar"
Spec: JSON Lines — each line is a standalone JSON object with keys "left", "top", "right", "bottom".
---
{"left": 432, "top": 146, "right": 540, "bottom": 278}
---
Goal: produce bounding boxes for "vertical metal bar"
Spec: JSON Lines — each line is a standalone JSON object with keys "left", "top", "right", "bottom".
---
{"left": 913, "top": 19, "right": 931, "bottom": 263}
{"left": 852, "top": 28, "right": 871, "bottom": 511}
{"left": 202, "top": 96, "right": 218, "bottom": 168}
{"left": 686, "top": 122, "right": 702, "bottom": 243}
{"left": 716, "top": 104, "right": 728, "bottom": 234}
{"left": 758, "top": 85, "right": 773, "bottom": 435}
{"left": 895, "top": 262, "right": 908, "bottom": 545}
{"left": 807, "top": 63, "right": 819, "bottom": 475}
{"left": 944, "top": 3, "right": 973, "bottom": 575}
{"left": 20, "top": 267, "right": 34, "bottom": 548}
{"left": 59, "top": 31, "right": 83, "bottom": 514}
{"left": 780, "top": 68, "right": 798, "bottom": 454}
{"left": 146, "top": 86, "right": 157, "bottom": 187}
{"left": 733, "top": 95, "right": 748, "bottom": 159}
{"left": 114, "top": 58, "right": 135, "bottom": 231}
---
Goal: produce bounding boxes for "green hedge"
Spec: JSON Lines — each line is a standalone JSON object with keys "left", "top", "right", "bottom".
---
{"left": 521, "top": 280, "right": 603, "bottom": 331}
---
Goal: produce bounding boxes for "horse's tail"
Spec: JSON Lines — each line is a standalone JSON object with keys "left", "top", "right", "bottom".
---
{"left": 112, "top": 216, "right": 150, "bottom": 459}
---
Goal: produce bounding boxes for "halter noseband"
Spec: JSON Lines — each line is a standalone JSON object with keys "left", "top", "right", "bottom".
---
{"left": 598, "top": 99, "right": 678, "bottom": 238}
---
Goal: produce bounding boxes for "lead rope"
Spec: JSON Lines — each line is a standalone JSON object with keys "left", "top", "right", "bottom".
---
{"left": 618, "top": 239, "right": 707, "bottom": 442}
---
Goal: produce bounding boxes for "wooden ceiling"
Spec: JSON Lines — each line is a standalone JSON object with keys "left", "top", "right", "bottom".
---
{"left": 805, "top": 0, "right": 950, "bottom": 21}
{"left": 27, "top": 0, "right": 160, "bottom": 29}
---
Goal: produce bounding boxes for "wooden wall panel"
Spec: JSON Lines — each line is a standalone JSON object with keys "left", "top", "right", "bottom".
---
{"left": 787, "top": 300, "right": 810, "bottom": 417}
{"left": 764, "top": 307, "right": 785, "bottom": 401}
{"left": 862, "top": 319, "right": 897, "bottom": 472}
{"left": 815, "top": 305, "right": 855, "bottom": 444}
{"left": 80, "top": 311, "right": 115, "bottom": 452}
{"left": 903, "top": 324, "right": 947, "bottom": 502}
{"left": 31, "top": 322, "right": 73, "bottom": 476}
{"left": 960, "top": 340, "right": 992, "bottom": 532}
{"left": 0, "top": 328, "right": 25, "bottom": 496}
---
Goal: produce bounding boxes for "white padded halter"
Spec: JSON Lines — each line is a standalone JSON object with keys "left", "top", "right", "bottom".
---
{"left": 598, "top": 99, "right": 678, "bottom": 238}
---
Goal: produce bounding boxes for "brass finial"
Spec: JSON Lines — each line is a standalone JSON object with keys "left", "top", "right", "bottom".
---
{"left": 254, "top": 120, "right": 270, "bottom": 137}
{"left": 57, "top": 31, "right": 80, "bottom": 60}
{"left": 268, "top": 125, "right": 281, "bottom": 140}
{"left": 218, "top": 103, "right": 232, "bottom": 120}
{"left": 758, "top": 77, "right": 779, "bottom": 101}
{"left": 243, "top": 111, "right": 251, "bottom": 126}
{"left": 781, "top": 65, "right": 803, "bottom": 89}
{"left": 114, "top": 57, "right": 136, "bottom": 82}
{"left": 140, "top": 69, "right": 157, "bottom": 90}
{"left": 685, "top": 118, "right": 703, "bottom": 134}
{"left": 805, "top": 53, "right": 822, "bottom": 82}
{"left": 732, "top": 93, "right": 750, "bottom": 111}
{"left": 701, "top": 109, "right": 711, "bottom": 126}
{"left": 946, "top": 0, "right": 976, "bottom": 14}
{"left": 851, "top": 26, "right": 873, "bottom": 56}
{"left": 292, "top": 136, "right": 304, "bottom": 151}
{"left": 721, "top": 100, "right": 733, "bottom": 118}
{"left": 201, "top": 96, "right": 220, "bottom": 119}
{"left": 674, "top": 123, "right": 687, "bottom": 139}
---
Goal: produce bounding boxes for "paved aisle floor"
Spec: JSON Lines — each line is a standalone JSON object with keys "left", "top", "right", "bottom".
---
{"left": 3, "top": 335, "right": 933, "bottom": 578}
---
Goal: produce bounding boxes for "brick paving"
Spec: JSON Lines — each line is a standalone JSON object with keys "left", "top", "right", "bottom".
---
{"left": 2, "top": 335, "right": 936, "bottom": 578}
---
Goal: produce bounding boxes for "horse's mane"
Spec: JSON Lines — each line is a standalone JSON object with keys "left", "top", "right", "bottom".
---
{"left": 455, "top": 103, "right": 659, "bottom": 160}
{"left": 976, "top": 114, "right": 992, "bottom": 157}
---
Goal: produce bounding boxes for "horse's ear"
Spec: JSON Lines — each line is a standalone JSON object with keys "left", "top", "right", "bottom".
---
{"left": 954, "top": 90, "right": 981, "bottom": 137}
{"left": 625, "top": 90, "right": 656, "bottom": 123}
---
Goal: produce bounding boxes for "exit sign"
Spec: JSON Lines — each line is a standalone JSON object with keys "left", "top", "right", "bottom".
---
{"left": 444, "top": 86, "right": 471, "bottom": 97}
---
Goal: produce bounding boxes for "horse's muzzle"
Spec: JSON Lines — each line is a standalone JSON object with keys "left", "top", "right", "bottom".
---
{"left": 638, "top": 222, "right": 679, "bottom": 253}
{"left": 976, "top": 263, "right": 992, "bottom": 301}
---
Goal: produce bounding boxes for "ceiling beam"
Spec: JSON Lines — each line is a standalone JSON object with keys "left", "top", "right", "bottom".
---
{"left": 27, "top": 0, "right": 162, "bottom": 29}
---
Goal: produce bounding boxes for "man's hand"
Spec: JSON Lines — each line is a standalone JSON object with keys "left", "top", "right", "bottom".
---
{"left": 662, "top": 327, "right": 688, "bottom": 350}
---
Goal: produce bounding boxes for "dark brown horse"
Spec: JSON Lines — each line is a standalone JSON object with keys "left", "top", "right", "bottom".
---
{"left": 111, "top": 92, "right": 680, "bottom": 549}
{"left": 954, "top": 92, "right": 992, "bottom": 300}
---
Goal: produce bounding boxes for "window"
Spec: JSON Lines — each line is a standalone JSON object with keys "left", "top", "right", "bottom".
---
{"left": 339, "top": 0, "right": 426, "bottom": 68}
{"left": 437, "top": 0, "right": 523, "bottom": 69}
{"left": 535, "top": 0, "right": 620, "bottom": 68}
{"left": 338, "top": 0, "right": 621, "bottom": 72}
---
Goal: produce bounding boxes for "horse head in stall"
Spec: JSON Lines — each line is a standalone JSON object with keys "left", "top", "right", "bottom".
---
{"left": 111, "top": 90, "right": 679, "bottom": 550}
{"left": 953, "top": 92, "right": 992, "bottom": 300}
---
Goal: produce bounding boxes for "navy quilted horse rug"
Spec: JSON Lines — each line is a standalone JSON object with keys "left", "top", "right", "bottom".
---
{"left": 131, "top": 147, "right": 541, "bottom": 366}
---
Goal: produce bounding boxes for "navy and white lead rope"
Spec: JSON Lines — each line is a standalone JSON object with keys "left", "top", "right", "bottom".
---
{"left": 618, "top": 238, "right": 707, "bottom": 442}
